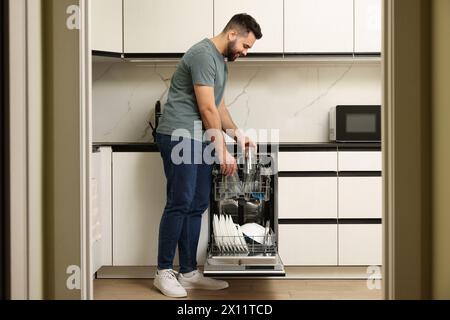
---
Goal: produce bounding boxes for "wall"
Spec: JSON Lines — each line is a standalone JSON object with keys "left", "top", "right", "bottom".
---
{"left": 432, "top": 0, "right": 450, "bottom": 300}
{"left": 92, "top": 61, "right": 382, "bottom": 143}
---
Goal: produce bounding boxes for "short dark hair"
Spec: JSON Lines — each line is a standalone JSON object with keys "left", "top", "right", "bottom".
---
{"left": 223, "top": 13, "right": 263, "bottom": 40}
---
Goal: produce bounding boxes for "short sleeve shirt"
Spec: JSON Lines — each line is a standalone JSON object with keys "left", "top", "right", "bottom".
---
{"left": 156, "top": 38, "right": 228, "bottom": 140}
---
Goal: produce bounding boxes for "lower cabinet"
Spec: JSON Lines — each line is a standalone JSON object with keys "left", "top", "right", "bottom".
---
{"left": 279, "top": 224, "right": 338, "bottom": 266}
{"left": 278, "top": 223, "right": 382, "bottom": 266}
{"left": 338, "top": 224, "right": 382, "bottom": 266}
{"left": 111, "top": 152, "right": 209, "bottom": 266}
{"left": 338, "top": 177, "right": 382, "bottom": 219}
{"left": 278, "top": 177, "right": 338, "bottom": 219}
{"left": 94, "top": 146, "right": 382, "bottom": 272}
{"left": 91, "top": 147, "right": 113, "bottom": 274}
{"left": 277, "top": 147, "right": 382, "bottom": 267}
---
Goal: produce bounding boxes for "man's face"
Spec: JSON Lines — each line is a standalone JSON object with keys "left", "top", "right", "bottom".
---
{"left": 226, "top": 31, "right": 257, "bottom": 62}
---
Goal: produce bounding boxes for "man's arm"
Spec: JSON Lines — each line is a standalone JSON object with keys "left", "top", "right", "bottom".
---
{"left": 194, "top": 85, "right": 237, "bottom": 176}
{"left": 218, "top": 97, "right": 238, "bottom": 137}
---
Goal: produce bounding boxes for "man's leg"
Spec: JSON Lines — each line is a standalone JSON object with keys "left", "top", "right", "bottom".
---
{"left": 177, "top": 154, "right": 213, "bottom": 274}
{"left": 176, "top": 142, "right": 229, "bottom": 291}
{"left": 156, "top": 134, "right": 198, "bottom": 271}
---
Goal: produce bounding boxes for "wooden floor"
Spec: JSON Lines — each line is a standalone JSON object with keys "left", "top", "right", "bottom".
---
{"left": 94, "top": 279, "right": 383, "bottom": 300}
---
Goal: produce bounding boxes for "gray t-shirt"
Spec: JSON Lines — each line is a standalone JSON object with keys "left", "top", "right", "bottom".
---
{"left": 157, "top": 38, "right": 228, "bottom": 141}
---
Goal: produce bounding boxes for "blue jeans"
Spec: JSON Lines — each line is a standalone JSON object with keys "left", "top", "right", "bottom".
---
{"left": 155, "top": 133, "right": 213, "bottom": 273}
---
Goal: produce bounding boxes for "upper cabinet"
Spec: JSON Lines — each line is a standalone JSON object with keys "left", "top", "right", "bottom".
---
{"left": 284, "top": 0, "right": 354, "bottom": 53}
{"left": 124, "top": 0, "right": 213, "bottom": 54}
{"left": 355, "top": 0, "right": 382, "bottom": 53}
{"left": 91, "top": 0, "right": 382, "bottom": 56}
{"left": 91, "top": 0, "right": 123, "bottom": 53}
{"left": 213, "top": 0, "right": 284, "bottom": 53}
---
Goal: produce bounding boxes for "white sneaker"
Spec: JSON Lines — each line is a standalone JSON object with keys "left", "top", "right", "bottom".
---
{"left": 153, "top": 269, "right": 188, "bottom": 298}
{"left": 178, "top": 270, "right": 229, "bottom": 290}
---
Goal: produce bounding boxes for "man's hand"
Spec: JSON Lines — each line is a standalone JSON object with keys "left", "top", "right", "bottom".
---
{"left": 234, "top": 129, "right": 257, "bottom": 154}
{"left": 217, "top": 148, "right": 238, "bottom": 176}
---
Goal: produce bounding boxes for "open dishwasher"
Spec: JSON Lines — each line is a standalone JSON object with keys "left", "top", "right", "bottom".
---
{"left": 204, "top": 145, "right": 285, "bottom": 276}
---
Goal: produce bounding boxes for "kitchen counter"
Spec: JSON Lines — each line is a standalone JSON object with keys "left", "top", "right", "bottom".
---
{"left": 93, "top": 142, "right": 382, "bottom": 153}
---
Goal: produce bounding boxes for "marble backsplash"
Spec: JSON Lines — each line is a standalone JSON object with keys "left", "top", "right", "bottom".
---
{"left": 92, "top": 61, "right": 381, "bottom": 143}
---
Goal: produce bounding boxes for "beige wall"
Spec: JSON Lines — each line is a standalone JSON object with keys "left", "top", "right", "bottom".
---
{"left": 432, "top": 0, "right": 450, "bottom": 299}
{"left": 43, "top": 0, "right": 82, "bottom": 299}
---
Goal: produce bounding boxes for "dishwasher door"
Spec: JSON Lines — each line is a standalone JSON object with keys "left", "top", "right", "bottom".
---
{"left": 204, "top": 232, "right": 285, "bottom": 276}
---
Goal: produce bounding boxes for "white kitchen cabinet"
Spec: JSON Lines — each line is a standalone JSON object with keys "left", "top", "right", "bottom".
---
{"left": 124, "top": 0, "right": 213, "bottom": 53}
{"left": 112, "top": 152, "right": 209, "bottom": 266}
{"left": 339, "top": 177, "right": 382, "bottom": 219}
{"left": 279, "top": 225, "right": 338, "bottom": 266}
{"left": 355, "top": 0, "right": 382, "bottom": 53}
{"left": 213, "top": 0, "right": 283, "bottom": 53}
{"left": 278, "top": 177, "right": 338, "bottom": 219}
{"left": 278, "top": 151, "right": 337, "bottom": 172}
{"left": 112, "top": 152, "right": 165, "bottom": 266}
{"left": 91, "top": 0, "right": 123, "bottom": 53}
{"left": 91, "top": 147, "right": 113, "bottom": 274}
{"left": 284, "top": 0, "right": 354, "bottom": 53}
{"left": 338, "top": 151, "right": 382, "bottom": 171}
{"left": 339, "top": 224, "right": 382, "bottom": 265}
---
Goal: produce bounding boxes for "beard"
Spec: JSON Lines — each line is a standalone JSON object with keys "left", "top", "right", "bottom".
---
{"left": 226, "top": 40, "right": 241, "bottom": 62}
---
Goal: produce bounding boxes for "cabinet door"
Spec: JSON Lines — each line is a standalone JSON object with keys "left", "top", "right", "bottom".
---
{"left": 91, "top": 147, "right": 113, "bottom": 274}
{"left": 124, "top": 0, "right": 213, "bottom": 53}
{"left": 355, "top": 0, "right": 382, "bottom": 53}
{"left": 339, "top": 224, "right": 382, "bottom": 265}
{"left": 284, "top": 0, "right": 354, "bottom": 53}
{"left": 112, "top": 152, "right": 210, "bottom": 266}
{"left": 214, "top": 0, "right": 283, "bottom": 53}
{"left": 279, "top": 225, "right": 338, "bottom": 266}
{"left": 113, "top": 153, "right": 166, "bottom": 266}
{"left": 278, "top": 177, "right": 338, "bottom": 219}
{"left": 91, "top": 0, "right": 123, "bottom": 53}
{"left": 339, "top": 177, "right": 382, "bottom": 219}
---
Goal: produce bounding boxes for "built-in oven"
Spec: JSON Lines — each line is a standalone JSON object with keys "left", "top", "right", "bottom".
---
{"left": 329, "top": 105, "right": 381, "bottom": 142}
{"left": 203, "top": 145, "right": 285, "bottom": 277}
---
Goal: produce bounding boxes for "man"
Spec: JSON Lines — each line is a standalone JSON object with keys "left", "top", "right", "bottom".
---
{"left": 154, "top": 13, "right": 262, "bottom": 298}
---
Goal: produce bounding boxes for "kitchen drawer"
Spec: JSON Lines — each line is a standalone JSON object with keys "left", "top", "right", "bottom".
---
{"left": 279, "top": 224, "right": 338, "bottom": 266}
{"left": 338, "top": 224, "right": 382, "bottom": 266}
{"left": 338, "top": 151, "right": 382, "bottom": 171}
{"left": 338, "top": 177, "right": 382, "bottom": 219}
{"left": 278, "top": 177, "right": 338, "bottom": 219}
{"left": 278, "top": 152, "right": 337, "bottom": 172}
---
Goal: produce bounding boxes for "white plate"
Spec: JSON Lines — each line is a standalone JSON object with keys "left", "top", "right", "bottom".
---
{"left": 228, "top": 216, "right": 244, "bottom": 252}
{"left": 226, "top": 215, "right": 239, "bottom": 252}
{"left": 236, "top": 224, "right": 249, "bottom": 252}
{"left": 219, "top": 215, "right": 231, "bottom": 251}
{"left": 240, "top": 223, "right": 266, "bottom": 244}
{"left": 213, "top": 215, "right": 222, "bottom": 250}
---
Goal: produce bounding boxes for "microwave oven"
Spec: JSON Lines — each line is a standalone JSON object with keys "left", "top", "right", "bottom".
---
{"left": 329, "top": 105, "right": 381, "bottom": 142}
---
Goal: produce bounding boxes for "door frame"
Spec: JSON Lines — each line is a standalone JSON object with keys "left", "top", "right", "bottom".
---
{"left": 7, "top": 0, "right": 433, "bottom": 300}
{"left": 7, "top": 0, "right": 44, "bottom": 300}
{"left": 382, "top": 0, "right": 431, "bottom": 299}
